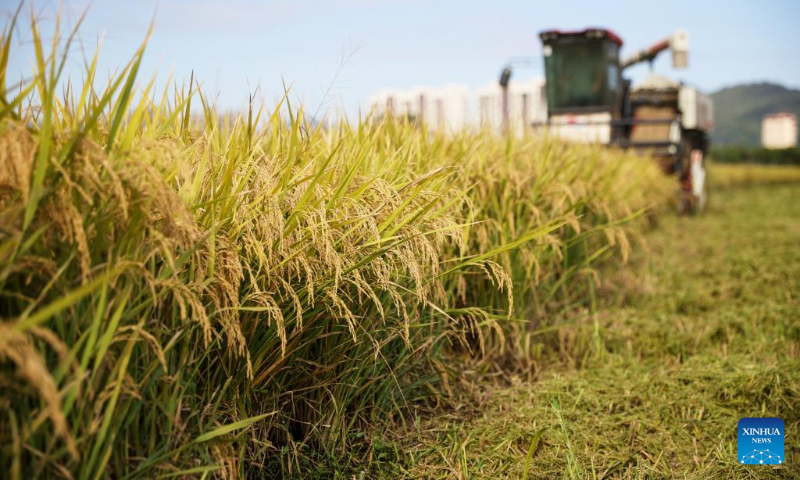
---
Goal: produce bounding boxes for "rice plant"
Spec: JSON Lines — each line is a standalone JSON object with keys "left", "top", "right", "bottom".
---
{"left": 0, "top": 11, "right": 673, "bottom": 478}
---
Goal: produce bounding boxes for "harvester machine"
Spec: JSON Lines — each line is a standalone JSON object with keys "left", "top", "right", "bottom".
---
{"left": 533, "top": 28, "right": 713, "bottom": 213}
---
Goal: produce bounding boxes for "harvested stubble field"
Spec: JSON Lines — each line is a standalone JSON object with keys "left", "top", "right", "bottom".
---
{"left": 361, "top": 179, "right": 800, "bottom": 479}
{"left": 1, "top": 16, "right": 798, "bottom": 480}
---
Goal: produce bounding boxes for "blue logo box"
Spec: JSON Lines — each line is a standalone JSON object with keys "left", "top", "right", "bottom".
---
{"left": 738, "top": 417, "right": 784, "bottom": 465}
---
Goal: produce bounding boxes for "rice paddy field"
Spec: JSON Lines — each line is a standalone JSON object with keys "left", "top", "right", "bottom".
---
{"left": 1, "top": 15, "right": 799, "bottom": 479}
{"left": 708, "top": 162, "right": 800, "bottom": 189}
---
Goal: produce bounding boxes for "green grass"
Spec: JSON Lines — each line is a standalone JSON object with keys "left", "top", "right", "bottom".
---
{"left": 355, "top": 184, "right": 800, "bottom": 479}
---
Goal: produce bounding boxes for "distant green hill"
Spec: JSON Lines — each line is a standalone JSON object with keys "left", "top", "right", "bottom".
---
{"left": 710, "top": 83, "right": 800, "bottom": 146}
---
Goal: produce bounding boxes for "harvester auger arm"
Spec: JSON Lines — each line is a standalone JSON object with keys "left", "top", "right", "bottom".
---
{"left": 621, "top": 29, "right": 689, "bottom": 70}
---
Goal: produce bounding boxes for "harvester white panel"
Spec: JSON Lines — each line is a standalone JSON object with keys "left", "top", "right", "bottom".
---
{"left": 679, "top": 87, "right": 713, "bottom": 132}
{"left": 548, "top": 112, "right": 612, "bottom": 144}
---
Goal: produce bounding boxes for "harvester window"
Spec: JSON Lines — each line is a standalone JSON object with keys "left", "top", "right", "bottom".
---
{"left": 545, "top": 41, "right": 609, "bottom": 110}
{"left": 608, "top": 63, "right": 618, "bottom": 90}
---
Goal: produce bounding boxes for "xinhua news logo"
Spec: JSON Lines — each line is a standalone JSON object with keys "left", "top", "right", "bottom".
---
{"left": 738, "top": 417, "right": 784, "bottom": 465}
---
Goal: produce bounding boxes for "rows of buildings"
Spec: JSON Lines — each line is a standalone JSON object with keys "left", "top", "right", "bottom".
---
{"left": 366, "top": 77, "right": 547, "bottom": 134}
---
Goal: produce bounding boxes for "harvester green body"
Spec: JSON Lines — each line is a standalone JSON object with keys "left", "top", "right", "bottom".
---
{"left": 537, "top": 28, "right": 713, "bottom": 212}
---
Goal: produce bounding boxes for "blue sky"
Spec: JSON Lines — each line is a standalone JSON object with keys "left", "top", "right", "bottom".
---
{"left": 4, "top": 0, "right": 799, "bottom": 117}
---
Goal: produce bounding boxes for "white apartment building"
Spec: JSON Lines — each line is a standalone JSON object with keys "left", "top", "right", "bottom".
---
{"left": 475, "top": 77, "right": 547, "bottom": 133}
{"left": 367, "top": 77, "right": 547, "bottom": 133}
{"left": 761, "top": 113, "right": 798, "bottom": 149}
{"left": 367, "top": 84, "right": 470, "bottom": 132}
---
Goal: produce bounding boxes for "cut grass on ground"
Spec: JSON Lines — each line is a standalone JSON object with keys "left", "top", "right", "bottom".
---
{"left": 361, "top": 184, "right": 800, "bottom": 479}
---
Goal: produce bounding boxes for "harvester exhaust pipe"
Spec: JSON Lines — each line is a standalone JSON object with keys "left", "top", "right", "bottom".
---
{"left": 499, "top": 67, "right": 512, "bottom": 134}
{"left": 621, "top": 29, "right": 689, "bottom": 70}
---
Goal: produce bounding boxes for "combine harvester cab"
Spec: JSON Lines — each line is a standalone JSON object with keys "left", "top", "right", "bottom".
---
{"left": 539, "top": 28, "right": 624, "bottom": 145}
{"left": 537, "top": 28, "right": 713, "bottom": 214}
